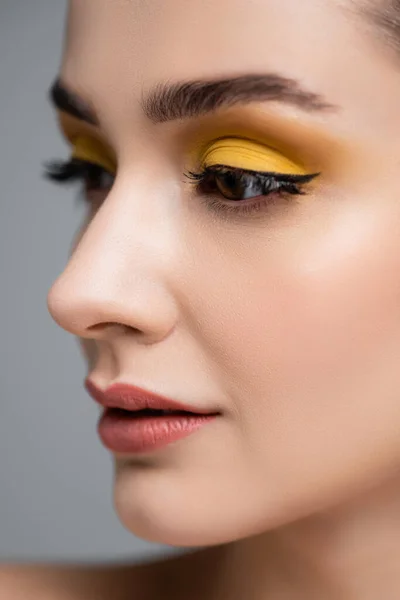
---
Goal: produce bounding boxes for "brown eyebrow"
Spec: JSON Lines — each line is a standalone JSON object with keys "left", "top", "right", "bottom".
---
{"left": 49, "top": 79, "right": 99, "bottom": 125}
{"left": 49, "top": 73, "right": 338, "bottom": 126}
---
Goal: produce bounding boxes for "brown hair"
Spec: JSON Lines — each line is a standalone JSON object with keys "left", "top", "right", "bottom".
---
{"left": 358, "top": 0, "right": 400, "bottom": 53}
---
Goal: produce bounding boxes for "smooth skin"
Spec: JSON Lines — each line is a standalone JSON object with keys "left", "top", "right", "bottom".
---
{"left": 4, "top": 0, "right": 400, "bottom": 598}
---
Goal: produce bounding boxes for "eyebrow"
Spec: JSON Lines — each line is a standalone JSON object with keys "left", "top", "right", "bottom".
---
{"left": 49, "top": 73, "right": 337, "bottom": 126}
{"left": 50, "top": 80, "right": 99, "bottom": 126}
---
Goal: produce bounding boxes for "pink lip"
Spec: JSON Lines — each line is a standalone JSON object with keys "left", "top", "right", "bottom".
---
{"left": 84, "top": 378, "right": 219, "bottom": 454}
{"left": 97, "top": 410, "right": 217, "bottom": 453}
{"left": 84, "top": 378, "right": 217, "bottom": 414}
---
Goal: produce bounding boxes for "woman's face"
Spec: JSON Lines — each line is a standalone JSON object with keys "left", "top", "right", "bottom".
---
{"left": 47, "top": 0, "right": 400, "bottom": 546}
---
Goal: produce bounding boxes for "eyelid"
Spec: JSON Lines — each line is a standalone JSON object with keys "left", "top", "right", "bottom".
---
{"left": 56, "top": 111, "right": 117, "bottom": 171}
{"left": 199, "top": 137, "right": 307, "bottom": 175}
{"left": 71, "top": 136, "right": 116, "bottom": 174}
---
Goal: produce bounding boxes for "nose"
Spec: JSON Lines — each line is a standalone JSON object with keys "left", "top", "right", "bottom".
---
{"left": 47, "top": 181, "right": 179, "bottom": 346}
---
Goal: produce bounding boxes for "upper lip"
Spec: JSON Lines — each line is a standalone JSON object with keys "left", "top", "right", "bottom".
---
{"left": 84, "top": 378, "right": 218, "bottom": 414}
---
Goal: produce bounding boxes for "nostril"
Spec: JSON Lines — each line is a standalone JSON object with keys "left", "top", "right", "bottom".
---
{"left": 88, "top": 322, "right": 117, "bottom": 330}
{"left": 87, "top": 322, "right": 138, "bottom": 335}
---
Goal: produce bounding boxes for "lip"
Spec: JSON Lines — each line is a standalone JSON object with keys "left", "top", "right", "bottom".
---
{"left": 84, "top": 378, "right": 218, "bottom": 415}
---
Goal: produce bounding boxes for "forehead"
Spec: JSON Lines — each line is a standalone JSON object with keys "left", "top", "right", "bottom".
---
{"left": 64, "top": 0, "right": 360, "bottom": 89}
{"left": 61, "top": 0, "right": 400, "bottom": 139}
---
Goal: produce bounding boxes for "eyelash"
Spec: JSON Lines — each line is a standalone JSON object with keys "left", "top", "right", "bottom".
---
{"left": 44, "top": 158, "right": 114, "bottom": 193}
{"left": 183, "top": 164, "right": 319, "bottom": 216}
{"left": 44, "top": 158, "right": 319, "bottom": 217}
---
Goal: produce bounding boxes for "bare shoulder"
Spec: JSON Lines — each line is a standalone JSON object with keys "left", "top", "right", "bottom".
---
{"left": 0, "top": 549, "right": 212, "bottom": 600}
{"left": 0, "top": 561, "right": 149, "bottom": 600}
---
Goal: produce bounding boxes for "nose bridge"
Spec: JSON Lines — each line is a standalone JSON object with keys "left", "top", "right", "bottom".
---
{"left": 47, "top": 173, "right": 180, "bottom": 340}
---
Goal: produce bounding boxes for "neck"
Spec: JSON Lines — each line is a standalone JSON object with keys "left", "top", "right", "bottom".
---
{"left": 191, "top": 470, "right": 400, "bottom": 600}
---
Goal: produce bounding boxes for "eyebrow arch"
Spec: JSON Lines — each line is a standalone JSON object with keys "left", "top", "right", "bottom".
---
{"left": 49, "top": 73, "right": 338, "bottom": 126}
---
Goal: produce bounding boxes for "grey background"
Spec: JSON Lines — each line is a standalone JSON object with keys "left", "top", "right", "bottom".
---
{"left": 0, "top": 0, "right": 178, "bottom": 564}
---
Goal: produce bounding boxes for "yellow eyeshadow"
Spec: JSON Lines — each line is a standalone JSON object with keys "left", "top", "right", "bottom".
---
{"left": 200, "top": 138, "right": 306, "bottom": 175}
{"left": 71, "top": 136, "right": 116, "bottom": 174}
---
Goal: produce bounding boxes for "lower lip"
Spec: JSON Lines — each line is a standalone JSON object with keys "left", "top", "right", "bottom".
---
{"left": 97, "top": 409, "right": 218, "bottom": 453}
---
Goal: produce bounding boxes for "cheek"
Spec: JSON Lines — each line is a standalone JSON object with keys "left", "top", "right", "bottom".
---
{"left": 177, "top": 201, "right": 400, "bottom": 514}
{"left": 190, "top": 201, "right": 400, "bottom": 442}
{"left": 271, "top": 205, "right": 400, "bottom": 391}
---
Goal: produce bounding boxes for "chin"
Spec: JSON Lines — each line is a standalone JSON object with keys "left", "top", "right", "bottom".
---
{"left": 110, "top": 452, "right": 245, "bottom": 547}
{"left": 111, "top": 466, "right": 291, "bottom": 548}
{"left": 110, "top": 447, "right": 361, "bottom": 548}
{"left": 113, "top": 486, "right": 235, "bottom": 547}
